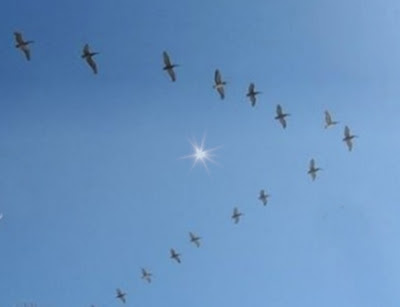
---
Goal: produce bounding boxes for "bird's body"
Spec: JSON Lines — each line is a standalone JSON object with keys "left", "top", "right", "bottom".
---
{"left": 246, "top": 83, "right": 261, "bottom": 107}
{"left": 275, "top": 104, "right": 290, "bottom": 129}
{"left": 141, "top": 268, "right": 152, "bottom": 283}
{"left": 213, "top": 69, "right": 226, "bottom": 99}
{"left": 343, "top": 126, "right": 357, "bottom": 151}
{"left": 308, "top": 158, "right": 321, "bottom": 181}
{"left": 232, "top": 207, "right": 243, "bottom": 224}
{"left": 163, "top": 51, "right": 178, "bottom": 82}
{"left": 81, "top": 44, "right": 99, "bottom": 74}
{"left": 259, "top": 190, "right": 270, "bottom": 206}
{"left": 189, "top": 232, "right": 201, "bottom": 247}
{"left": 324, "top": 110, "right": 339, "bottom": 128}
{"left": 170, "top": 248, "right": 181, "bottom": 263}
{"left": 116, "top": 288, "right": 126, "bottom": 304}
{"left": 14, "top": 32, "right": 33, "bottom": 61}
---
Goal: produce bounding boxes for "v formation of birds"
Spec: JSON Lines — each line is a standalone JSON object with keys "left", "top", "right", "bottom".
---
{"left": 12, "top": 30, "right": 358, "bottom": 306}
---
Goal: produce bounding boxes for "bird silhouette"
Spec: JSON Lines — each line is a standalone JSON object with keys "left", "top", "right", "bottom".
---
{"left": 14, "top": 32, "right": 34, "bottom": 61}
{"left": 81, "top": 44, "right": 99, "bottom": 74}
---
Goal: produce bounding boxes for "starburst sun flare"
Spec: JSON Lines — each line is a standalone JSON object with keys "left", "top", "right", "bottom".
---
{"left": 180, "top": 136, "right": 220, "bottom": 172}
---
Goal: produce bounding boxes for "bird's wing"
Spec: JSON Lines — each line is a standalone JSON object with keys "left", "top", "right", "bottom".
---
{"left": 22, "top": 46, "right": 30, "bottom": 61}
{"left": 346, "top": 139, "right": 353, "bottom": 151}
{"left": 279, "top": 117, "right": 287, "bottom": 128}
{"left": 217, "top": 86, "right": 225, "bottom": 99}
{"left": 325, "top": 111, "right": 332, "bottom": 124}
{"left": 248, "top": 83, "right": 255, "bottom": 94}
{"left": 189, "top": 232, "right": 195, "bottom": 240}
{"left": 344, "top": 126, "right": 350, "bottom": 138}
{"left": 215, "top": 69, "right": 221, "bottom": 83}
{"left": 83, "top": 44, "right": 90, "bottom": 55}
{"left": 310, "top": 159, "right": 315, "bottom": 169}
{"left": 86, "top": 57, "right": 98, "bottom": 74}
{"left": 276, "top": 104, "right": 283, "bottom": 116}
{"left": 233, "top": 207, "right": 239, "bottom": 215}
{"left": 250, "top": 95, "right": 256, "bottom": 106}
{"left": 163, "top": 51, "right": 171, "bottom": 66}
{"left": 167, "top": 68, "right": 176, "bottom": 82}
{"left": 14, "top": 32, "right": 23, "bottom": 44}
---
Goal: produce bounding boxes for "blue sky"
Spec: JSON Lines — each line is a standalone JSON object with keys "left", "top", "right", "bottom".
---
{"left": 1, "top": 0, "right": 400, "bottom": 306}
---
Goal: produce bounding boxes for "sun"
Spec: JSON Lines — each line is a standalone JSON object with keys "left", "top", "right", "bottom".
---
{"left": 180, "top": 135, "right": 220, "bottom": 172}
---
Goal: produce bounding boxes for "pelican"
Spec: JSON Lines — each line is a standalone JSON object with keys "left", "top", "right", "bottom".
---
{"left": 308, "top": 158, "right": 322, "bottom": 181}
{"left": 14, "top": 32, "right": 34, "bottom": 61}
{"left": 259, "top": 189, "right": 270, "bottom": 206}
{"left": 141, "top": 268, "right": 153, "bottom": 283}
{"left": 324, "top": 110, "right": 339, "bottom": 128}
{"left": 232, "top": 207, "right": 243, "bottom": 224}
{"left": 189, "top": 232, "right": 201, "bottom": 247}
{"left": 343, "top": 125, "right": 357, "bottom": 151}
{"left": 275, "top": 104, "right": 290, "bottom": 129}
{"left": 163, "top": 51, "right": 179, "bottom": 82}
{"left": 213, "top": 69, "right": 226, "bottom": 99}
{"left": 116, "top": 288, "right": 126, "bottom": 304}
{"left": 246, "top": 83, "right": 261, "bottom": 107}
{"left": 81, "top": 44, "right": 99, "bottom": 74}
{"left": 170, "top": 248, "right": 181, "bottom": 263}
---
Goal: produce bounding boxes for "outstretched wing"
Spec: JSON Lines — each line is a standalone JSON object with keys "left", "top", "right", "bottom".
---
{"left": 14, "top": 32, "right": 24, "bottom": 44}
{"left": 248, "top": 83, "right": 255, "bottom": 94}
{"left": 279, "top": 117, "right": 287, "bottom": 129}
{"left": 217, "top": 86, "right": 225, "bottom": 99}
{"left": 276, "top": 104, "right": 283, "bottom": 116}
{"left": 163, "top": 51, "right": 171, "bottom": 67}
{"left": 22, "top": 46, "right": 30, "bottom": 61}
{"left": 167, "top": 68, "right": 176, "bottom": 82}
{"left": 86, "top": 57, "right": 98, "bottom": 74}
{"left": 83, "top": 43, "right": 90, "bottom": 56}
{"left": 344, "top": 126, "right": 350, "bottom": 138}
{"left": 325, "top": 111, "right": 332, "bottom": 125}
{"left": 345, "top": 139, "right": 353, "bottom": 151}
{"left": 309, "top": 158, "right": 315, "bottom": 170}
{"left": 215, "top": 69, "right": 222, "bottom": 84}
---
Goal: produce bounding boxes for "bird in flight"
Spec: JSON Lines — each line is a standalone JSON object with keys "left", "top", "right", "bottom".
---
{"left": 81, "top": 44, "right": 99, "bottom": 74}
{"left": 189, "top": 232, "right": 201, "bottom": 247}
{"left": 141, "top": 268, "right": 153, "bottom": 283}
{"left": 163, "top": 51, "right": 179, "bottom": 82}
{"left": 116, "top": 288, "right": 126, "bottom": 304}
{"left": 275, "top": 104, "right": 290, "bottom": 129}
{"left": 343, "top": 125, "right": 357, "bottom": 151}
{"left": 170, "top": 248, "right": 181, "bottom": 263}
{"left": 308, "top": 158, "right": 322, "bottom": 181}
{"left": 14, "top": 32, "right": 34, "bottom": 61}
{"left": 232, "top": 207, "right": 244, "bottom": 224}
{"left": 213, "top": 69, "right": 226, "bottom": 99}
{"left": 258, "top": 189, "right": 270, "bottom": 206}
{"left": 246, "top": 83, "right": 261, "bottom": 107}
{"left": 324, "top": 110, "right": 339, "bottom": 128}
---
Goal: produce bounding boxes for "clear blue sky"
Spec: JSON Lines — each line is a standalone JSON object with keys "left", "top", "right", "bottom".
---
{"left": 1, "top": 0, "right": 400, "bottom": 306}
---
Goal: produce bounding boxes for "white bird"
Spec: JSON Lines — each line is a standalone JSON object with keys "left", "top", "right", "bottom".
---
{"left": 189, "top": 232, "right": 201, "bottom": 247}
{"left": 81, "top": 44, "right": 99, "bottom": 74}
{"left": 275, "top": 104, "right": 290, "bottom": 129}
{"left": 141, "top": 268, "right": 153, "bottom": 283}
{"left": 213, "top": 69, "right": 226, "bottom": 99}
{"left": 163, "top": 51, "right": 179, "bottom": 82}
{"left": 14, "top": 32, "right": 34, "bottom": 61}
{"left": 246, "top": 83, "right": 261, "bottom": 107}
{"left": 258, "top": 190, "right": 270, "bottom": 206}
{"left": 308, "top": 158, "right": 322, "bottom": 181}
{"left": 232, "top": 207, "right": 244, "bottom": 224}
{"left": 116, "top": 288, "right": 126, "bottom": 304}
{"left": 324, "top": 110, "right": 339, "bottom": 128}
{"left": 343, "top": 125, "right": 357, "bottom": 151}
{"left": 170, "top": 248, "right": 181, "bottom": 263}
